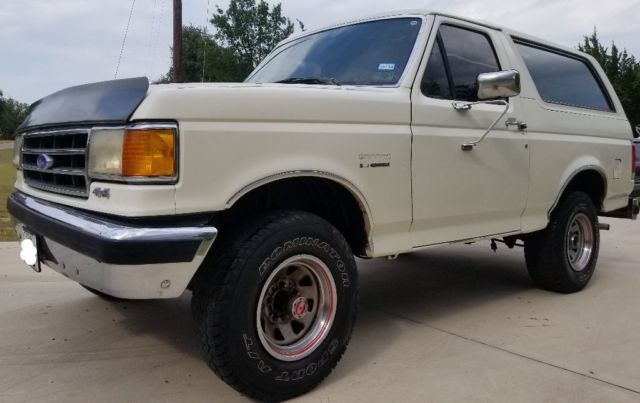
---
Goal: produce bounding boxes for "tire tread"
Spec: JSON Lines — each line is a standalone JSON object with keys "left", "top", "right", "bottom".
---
{"left": 524, "top": 191, "right": 599, "bottom": 293}
{"left": 193, "top": 210, "right": 356, "bottom": 401}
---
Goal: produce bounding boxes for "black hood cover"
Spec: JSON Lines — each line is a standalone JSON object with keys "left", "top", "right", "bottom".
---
{"left": 18, "top": 77, "right": 149, "bottom": 132}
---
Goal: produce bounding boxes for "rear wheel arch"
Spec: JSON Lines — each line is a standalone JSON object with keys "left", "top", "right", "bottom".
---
{"left": 549, "top": 167, "right": 607, "bottom": 216}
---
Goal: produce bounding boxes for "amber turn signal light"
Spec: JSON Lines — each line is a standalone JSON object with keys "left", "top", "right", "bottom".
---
{"left": 122, "top": 129, "right": 176, "bottom": 177}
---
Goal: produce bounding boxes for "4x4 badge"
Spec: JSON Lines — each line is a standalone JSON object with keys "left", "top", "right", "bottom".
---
{"left": 92, "top": 188, "right": 111, "bottom": 199}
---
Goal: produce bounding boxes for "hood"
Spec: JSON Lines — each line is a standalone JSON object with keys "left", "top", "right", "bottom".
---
{"left": 131, "top": 82, "right": 410, "bottom": 126}
{"left": 18, "top": 77, "right": 149, "bottom": 132}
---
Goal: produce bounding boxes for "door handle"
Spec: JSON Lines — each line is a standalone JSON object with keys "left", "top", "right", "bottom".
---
{"left": 505, "top": 118, "right": 527, "bottom": 131}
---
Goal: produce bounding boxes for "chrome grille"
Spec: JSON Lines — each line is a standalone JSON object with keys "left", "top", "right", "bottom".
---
{"left": 21, "top": 128, "right": 90, "bottom": 198}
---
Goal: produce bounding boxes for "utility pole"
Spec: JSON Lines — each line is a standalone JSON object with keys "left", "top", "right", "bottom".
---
{"left": 173, "top": 0, "right": 185, "bottom": 82}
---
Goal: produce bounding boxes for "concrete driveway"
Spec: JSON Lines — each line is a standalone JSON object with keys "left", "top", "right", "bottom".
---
{"left": 1, "top": 218, "right": 639, "bottom": 402}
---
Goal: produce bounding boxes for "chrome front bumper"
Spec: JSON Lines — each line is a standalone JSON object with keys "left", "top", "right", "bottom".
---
{"left": 8, "top": 192, "right": 217, "bottom": 299}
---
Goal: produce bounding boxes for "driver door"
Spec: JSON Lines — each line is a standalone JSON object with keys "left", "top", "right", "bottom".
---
{"left": 410, "top": 18, "right": 530, "bottom": 246}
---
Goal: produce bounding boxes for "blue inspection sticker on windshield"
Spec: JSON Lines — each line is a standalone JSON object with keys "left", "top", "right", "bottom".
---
{"left": 378, "top": 63, "right": 396, "bottom": 71}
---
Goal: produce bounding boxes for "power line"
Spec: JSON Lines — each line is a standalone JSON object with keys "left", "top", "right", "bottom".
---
{"left": 146, "top": 0, "right": 159, "bottom": 75}
{"left": 115, "top": 0, "right": 137, "bottom": 79}
{"left": 150, "top": 0, "right": 167, "bottom": 80}
{"left": 201, "top": 0, "right": 210, "bottom": 82}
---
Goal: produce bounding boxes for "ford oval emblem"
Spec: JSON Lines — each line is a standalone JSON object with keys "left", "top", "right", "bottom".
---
{"left": 37, "top": 154, "right": 54, "bottom": 170}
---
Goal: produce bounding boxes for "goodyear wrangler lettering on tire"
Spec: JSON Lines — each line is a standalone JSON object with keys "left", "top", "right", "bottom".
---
{"left": 242, "top": 334, "right": 272, "bottom": 373}
{"left": 258, "top": 237, "right": 351, "bottom": 287}
{"left": 193, "top": 211, "right": 358, "bottom": 401}
{"left": 275, "top": 338, "right": 340, "bottom": 382}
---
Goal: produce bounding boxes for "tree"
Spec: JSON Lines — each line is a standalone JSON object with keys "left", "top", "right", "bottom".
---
{"left": 157, "top": 1, "right": 300, "bottom": 84}
{"left": 211, "top": 0, "right": 296, "bottom": 68}
{"left": 579, "top": 29, "right": 640, "bottom": 132}
{"left": 0, "top": 90, "right": 29, "bottom": 140}
{"left": 157, "top": 26, "right": 252, "bottom": 83}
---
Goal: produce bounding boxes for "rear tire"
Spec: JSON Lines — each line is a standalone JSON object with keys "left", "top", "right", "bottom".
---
{"left": 524, "top": 191, "right": 600, "bottom": 293}
{"left": 192, "top": 211, "right": 358, "bottom": 401}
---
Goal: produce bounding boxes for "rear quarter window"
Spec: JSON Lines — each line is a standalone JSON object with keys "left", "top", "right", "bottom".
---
{"left": 514, "top": 40, "right": 614, "bottom": 112}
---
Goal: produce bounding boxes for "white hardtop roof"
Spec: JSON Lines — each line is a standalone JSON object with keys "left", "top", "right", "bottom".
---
{"left": 278, "top": 9, "right": 586, "bottom": 59}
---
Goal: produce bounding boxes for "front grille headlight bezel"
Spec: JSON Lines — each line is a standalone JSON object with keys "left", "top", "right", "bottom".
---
{"left": 16, "top": 122, "right": 179, "bottom": 199}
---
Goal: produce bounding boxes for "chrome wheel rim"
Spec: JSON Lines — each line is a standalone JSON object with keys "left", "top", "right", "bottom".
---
{"left": 566, "top": 213, "right": 594, "bottom": 272}
{"left": 256, "top": 254, "right": 337, "bottom": 361}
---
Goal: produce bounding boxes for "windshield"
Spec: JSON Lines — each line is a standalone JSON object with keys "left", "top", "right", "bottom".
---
{"left": 247, "top": 17, "right": 423, "bottom": 86}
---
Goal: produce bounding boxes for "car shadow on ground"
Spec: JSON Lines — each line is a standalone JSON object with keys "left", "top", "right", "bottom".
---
{"left": 358, "top": 243, "right": 533, "bottom": 322}
{"left": 321, "top": 243, "right": 534, "bottom": 385}
{"left": 105, "top": 293, "right": 202, "bottom": 359}
{"left": 65, "top": 243, "right": 534, "bottom": 383}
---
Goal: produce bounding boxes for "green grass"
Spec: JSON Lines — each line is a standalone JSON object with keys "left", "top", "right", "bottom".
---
{"left": 0, "top": 149, "right": 18, "bottom": 241}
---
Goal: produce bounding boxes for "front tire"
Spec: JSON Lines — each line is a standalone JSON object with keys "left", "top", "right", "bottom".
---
{"left": 524, "top": 191, "right": 600, "bottom": 293}
{"left": 192, "top": 211, "right": 358, "bottom": 401}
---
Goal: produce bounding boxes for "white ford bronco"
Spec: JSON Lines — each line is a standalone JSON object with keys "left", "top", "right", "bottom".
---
{"left": 8, "top": 10, "right": 638, "bottom": 400}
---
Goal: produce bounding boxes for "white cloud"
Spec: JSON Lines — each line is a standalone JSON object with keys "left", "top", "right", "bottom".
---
{"left": 1, "top": 0, "right": 638, "bottom": 104}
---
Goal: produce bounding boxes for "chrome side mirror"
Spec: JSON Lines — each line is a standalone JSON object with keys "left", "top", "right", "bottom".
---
{"left": 453, "top": 70, "right": 523, "bottom": 151}
{"left": 477, "top": 70, "right": 521, "bottom": 100}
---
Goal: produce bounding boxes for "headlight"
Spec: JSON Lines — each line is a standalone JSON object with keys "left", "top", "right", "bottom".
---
{"left": 89, "top": 124, "right": 177, "bottom": 182}
{"left": 88, "top": 128, "right": 125, "bottom": 176}
{"left": 13, "top": 135, "right": 23, "bottom": 169}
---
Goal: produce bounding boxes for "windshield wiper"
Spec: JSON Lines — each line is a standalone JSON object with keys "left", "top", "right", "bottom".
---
{"left": 275, "top": 77, "right": 341, "bottom": 86}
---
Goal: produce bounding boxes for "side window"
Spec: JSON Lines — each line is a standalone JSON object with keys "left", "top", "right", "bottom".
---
{"left": 422, "top": 24, "right": 501, "bottom": 102}
{"left": 514, "top": 41, "right": 614, "bottom": 111}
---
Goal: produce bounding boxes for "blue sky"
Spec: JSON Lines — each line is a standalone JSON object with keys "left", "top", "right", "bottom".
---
{"left": 1, "top": 0, "right": 639, "bottom": 104}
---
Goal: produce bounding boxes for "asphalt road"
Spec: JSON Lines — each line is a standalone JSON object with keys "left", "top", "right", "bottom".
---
{"left": 1, "top": 218, "right": 639, "bottom": 402}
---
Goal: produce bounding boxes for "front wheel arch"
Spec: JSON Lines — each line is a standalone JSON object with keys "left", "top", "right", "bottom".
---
{"left": 222, "top": 174, "right": 372, "bottom": 256}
